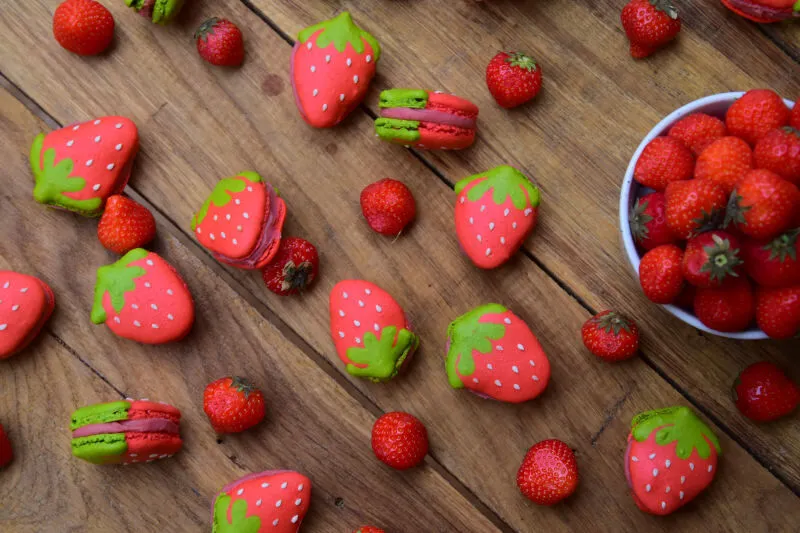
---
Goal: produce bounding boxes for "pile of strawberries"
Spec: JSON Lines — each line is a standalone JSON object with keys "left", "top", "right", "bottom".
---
{"left": 631, "top": 89, "right": 800, "bottom": 338}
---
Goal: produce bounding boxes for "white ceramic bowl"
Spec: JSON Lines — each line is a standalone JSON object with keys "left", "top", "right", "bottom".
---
{"left": 620, "top": 92, "right": 795, "bottom": 340}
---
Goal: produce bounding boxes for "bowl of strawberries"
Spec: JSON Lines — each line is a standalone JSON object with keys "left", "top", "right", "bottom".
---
{"left": 620, "top": 90, "right": 799, "bottom": 340}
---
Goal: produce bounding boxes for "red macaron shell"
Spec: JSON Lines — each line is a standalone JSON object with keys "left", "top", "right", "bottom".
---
{"left": 417, "top": 124, "right": 477, "bottom": 151}
{"left": 0, "top": 272, "right": 55, "bottom": 359}
{"left": 196, "top": 177, "right": 267, "bottom": 260}
{"left": 426, "top": 92, "right": 480, "bottom": 119}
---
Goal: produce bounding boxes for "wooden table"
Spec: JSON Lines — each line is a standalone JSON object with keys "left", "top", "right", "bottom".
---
{"left": 1, "top": 1, "right": 798, "bottom": 531}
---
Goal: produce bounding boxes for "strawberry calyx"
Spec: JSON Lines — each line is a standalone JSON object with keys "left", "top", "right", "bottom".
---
{"left": 91, "top": 248, "right": 149, "bottom": 324}
{"left": 782, "top": 126, "right": 800, "bottom": 137}
{"left": 212, "top": 493, "right": 261, "bottom": 533}
{"left": 692, "top": 208, "right": 724, "bottom": 237}
{"left": 194, "top": 17, "right": 223, "bottom": 41}
{"left": 631, "top": 406, "right": 721, "bottom": 460}
{"left": 446, "top": 304, "right": 507, "bottom": 388}
{"left": 723, "top": 191, "right": 751, "bottom": 230}
{"left": 650, "top": 0, "right": 679, "bottom": 19}
{"left": 590, "top": 311, "right": 634, "bottom": 336}
{"left": 229, "top": 376, "right": 257, "bottom": 397}
{"left": 297, "top": 11, "right": 381, "bottom": 62}
{"left": 455, "top": 166, "right": 540, "bottom": 209}
{"left": 191, "top": 172, "right": 262, "bottom": 231}
{"left": 629, "top": 198, "right": 654, "bottom": 241}
{"left": 700, "top": 233, "right": 743, "bottom": 283}
{"left": 763, "top": 229, "right": 799, "bottom": 262}
{"left": 345, "top": 326, "right": 419, "bottom": 382}
{"left": 505, "top": 52, "right": 537, "bottom": 72}
{"left": 280, "top": 260, "right": 314, "bottom": 293}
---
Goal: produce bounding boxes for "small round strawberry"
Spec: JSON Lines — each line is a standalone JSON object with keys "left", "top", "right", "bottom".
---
{"left": 633, "top": 137, "right": 694, "bottom": 191}
{"left": 0, "top": 423, "right": 12, "bottom": 468}
{"left": 753, "top": 127, "right": 800, "bottom": 184}
{"left": 360, "top": 178, "right": 416, "bottom": 236}
{"left": 371, "top": 412, "right": 428, "bottom": 470}
{"left": 629, "top": 192, "right": 677, "bottom": 250}
{"left": 791, "top": 100, "right": 800, "bottom": 129}
{"left": 620, "top": 0, "right": 681, "bottom": 58}
{"left": 97, "top": 195, "right": 157, "bottom": 255}
{"left": 725, "top": 169, "right": 799, "bottom": 240}
{"left": 726, "top": 89, "right": 790, "bottom": 146}
{"left": 694, "top": 136, "right": 753, "bottom": 195}
{"left": 742, "top": 229, "right": 800, "bottom": 288}
{"left": 261, "top": 237, "right": 319, "bottom": 296}
{"left": 681, "top": 230, "right": 744, "bottom": 288}
{"left": 195, "top": 18, "right": 244, "bottom": 67}
{"left": 668, "top": 113, "right": 728, "bottom": 156}
{"left": 734, "top": 362, "right": 800, "bottom": 422}
{"left": 53, "top": 0, "right": 114, "bottom": 56}
{"left": 639, "top": 244, "right": 685, "bottom": 304}
{"left": 517, "top": 439, "right": 579, "bottom": 505}
{"left": 755, "top": 285, "right": 800, "bottom": 339}
{"left": 203, "top": 376, "right": 266, "bottom": 434}
{"left": 485, "top": 51, "right": 542, "bottom": 109}
{"left": 581, "top": 311, "right": 640, "bottom": 362}
{"left": 353, "top": 528, "right": 385, "bottom": 533}
{"left": 665, "top": 179, "right": 727, "bottom": 239}
{"left": 694, "top": 277, "right": 755, "bottom": 332}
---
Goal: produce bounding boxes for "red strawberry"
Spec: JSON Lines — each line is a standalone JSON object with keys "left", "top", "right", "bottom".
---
{"left": 292, "top": 12, "right": 380, "bottom": 128}
{"left": 725, "top": 169, "right": 799, "bottom": 240}
{"left": 581, "top": 311, "right": 640, "bottom": 362}
{"left": 621, "top": 0, "right": 681, "bottom": 58}
{"left": 203, "top": 376, "right": 266, "bottom": 434}
{"left": 734, "top": 362, "right": 800, "bottom": 422}
{"left": 91, "top": 248, "right": 195, "bottom": 344}
{"left": 371, "top": 412, "right": 428, "bottom": 470}
{"left": 53, "top": 0, "right": 114, "bottom": 56}
{"left": 753, "top": 127, "right": 800, "bottom": 184}
{"left": 0, "top": 271, "right": 55, "bottom": 359}
{"left": 791, "top": 100, "right": 800, "bottom": 129}
{"left": 486, "top": 51, "right": 543, "bottom": 109}
{"left": 354, "top": 528, "right": 385, "bottom": 533}
{"left": 639, "top": 244, "right": 684, "bottom": 304}
{"left": 633, "top": 137, "right": 694, "bottom": 191}
{"left": 360, "top": 178, "right": 416, "bottom": 236}
{"left": 742, "top": 229, "right": 800, "bottom": 288}
{"left": 517, "top": 439, "right": 579, "bottom": 505}
{"left": 329, "top": 280, "right": 419, "bottom": 382}
{"left": 694, "top": 136, "right": 753, "bottom": 195}
{"left": 755, "top": 285, "right": 800, "bottom": 338}
{"left": 97, "top": 195, "right": 156, "bottom": 254}
{"left": 454, "top": 166, "right": 540, "bottom": 269}
{"left": 446, "top": 304, "right": 551, "bottom": 403}
{"left": 0, "top": 423, "right": 12, "bottom": 468}
{"left": 665, "top": 179, "right": 727, "bottom": 239}
{"left": 261, "top": 237, "right": 319, "bottom": 296}
{"left": 629, "top": 192, "right": 678, "bottom": 251}
{"left": 625, "top": 407, "right": 720, "bottom": 515}
{"left": 694, "top": 276, "right": 755, "bottom": 332}
{"left": 195, "top": 18, "right": 244, "bottom": 67}
{"left": 668, "top": 113, "right": 727, "bottom": 156}
{"left": 726, "top": 89, "right": 790, "bottom": 146}
{"left": 681, "top": 230, "right": 744, "bottom": 288}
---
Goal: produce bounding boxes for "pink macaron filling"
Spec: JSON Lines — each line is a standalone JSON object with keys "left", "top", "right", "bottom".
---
{"left": 72, "top": 418, "right": 180, "bottom": 438}
{"left": 380, "top": 108, "right": 477, "bottom": 129}
{"left": 725, "top": 0, "right": 796, "bottom": 19}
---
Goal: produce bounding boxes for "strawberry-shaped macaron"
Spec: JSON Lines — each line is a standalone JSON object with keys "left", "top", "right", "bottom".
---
{"left": 291, "top": 12, "right": 380, "bottom": 128}
{"left": 30, "top": 116, "right": 138, "bottom": 216}
{"left": 91, "top": 248, "right": 194, "bottom": 344}
{"left": 329, "top": 280, "right": 419, "bottom": 382}
{"left": 192, "top": 171, "right": 287, "bottom": 270}
{"left": 212, "top": 470, "right": 311, "bottom": 532}
{"left": 446, "top": 304, "right": 550, "bottom": 403}
{"left": 0, "top": 271, "right": 55, "bottom": 359}
{"left": 625, "top": 406, "right": 721, "bottom": 516}
{"left": 454, "top": 166, "right": 540, "bottom": 269}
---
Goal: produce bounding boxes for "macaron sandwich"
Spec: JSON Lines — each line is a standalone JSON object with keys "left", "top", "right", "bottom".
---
{"left": 0, "top": 271, "right": 55, "bottom": 359}
{"left": 124, "top": 0, "right": 185, "bottom": 25}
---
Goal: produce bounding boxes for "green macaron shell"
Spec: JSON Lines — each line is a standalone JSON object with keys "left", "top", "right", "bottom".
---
{"left": 374, "top": 118, "right": 421, "bottom": 143}
{"left": 70, "top": 400, "right": 131, "bottom": 431}
{"left": 152, "top": 0, "right": 184, "bottom": 24}
{"left": 379, "top": 89, "right": 429, "bottom": 109}
{"left": 71, "top": 433, "right": 128, "bottom": 464}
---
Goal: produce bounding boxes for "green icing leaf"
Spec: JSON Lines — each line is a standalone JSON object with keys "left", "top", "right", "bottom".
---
{"left": 445, "top": 304, "right": 507, "bottom": 389}
{"left": 70, "top": 401, "right": 131, "bottom": 430}
{"left": 374, "top": 118, "right": 421, "bottom": 143}
{"left": 631, "top": 406, "right": 721, "bottom": 460}
{"left": 71, "top": 433, "right": 127, "bottom": 464}
{"left": 298, "top": 11, "right": 381, "bottom": 62}
{"left": 91, "top": 248, "right": 149, "bottom": 324}
{"left": 345, "top": 326, "right": 419, "bottom": 382}
{"left": 455, "top": 166, "right": 540, "bottom": 210}
{"left": 192, "top": 175, "right": 254, "bottom": 230}
{"left": 213, "top": 494, "right": 262, "bottom": 533}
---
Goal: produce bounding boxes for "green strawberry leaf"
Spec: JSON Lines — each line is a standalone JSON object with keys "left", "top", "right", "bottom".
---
{"left": 90, "top": 248, "right": 149, "bottom": 324}
{"left": 631, "top": 406, "right": 721, "bottom": 460}
{"left": 212, "top": 494, "right": 261, "bottom": 533}
{"left": 445, "top": 304, "right": 507, "bottom": 389}
{"left": 192, "top": 176, "right": 253, "bottom": 230}
{"left": 298, "top": 11, "right": 381, "bottom": 62}
{"left": 763, "top": 229, "right": 799, "bottom": 262}
{"left": 345, "top": 326, "right": 418, "bottom": 382}
{"left": 455, "top": 165, "right": 540, "bottom": 210}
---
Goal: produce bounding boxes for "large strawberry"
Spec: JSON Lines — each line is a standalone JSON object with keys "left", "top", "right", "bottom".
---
{"left": 446, "top": 304, "right": 550, "bottom": 403}
{"left": 329, "top": 280, "right": 419, "bottom": 382}
{"left": 625, "top": 406, "right": 721, "bottom": 516}
{"left": 291, "top": 12, "right": 380, "bottom": 128}
{"left": 0, "top": 271, "right": 55, "bottom": 359}
{"left": 454, "top": 166, "right": 540, "bottom": 269}
{"left": 30, "top": 116, "right": 139, "bottom": 216}
{"left": 91, "top": 248, "right": 195, "bottom": 344}
{"left": 741, "top": 229, "right": 800, "bottom": 288}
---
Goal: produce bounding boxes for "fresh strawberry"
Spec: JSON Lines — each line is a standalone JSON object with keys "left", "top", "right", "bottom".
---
{"left": 486, "top": 51, "right": 542, "bottom": 109}
{"left": 621, "top": 0, "right": 681, "bottom": 58}
{"left": 625, "top": 407, "right": 720, "bottom": 515}
{"left": 665, "top": 179, "right": 727, "bottom": 239}
{"left": 633, "top": 137, "right": 694, "bottom": 191}
{"left": 694, "top": 136, "right": 753, "bottom": 195}
{"left": 517, "top": 439, "right": 579, "bottom": 505}
{"left": 203, "top": 376, "right": 266, "bottom": 434}
{"left": 360, "top": 178, "right": 416, "bottom": 236}
{"left": 0, "top": 423, "right": 12, "bottom": 468}
{"left": 91, "top": 248, "right": 195, "bottom": 344}
{"left": 791, "top": 100, "right": 800, "bottom": 129}
{"left": 581, "top": 311, "right": 640, "bottom": 362}
{"left": 97, "top": 195, "right": 156, "bottom": 254}
{"left": 681, "top": 230, "right": 744, "bottom": 288}
{"left": 446, "top": 304, "right": 551, "bottom": 403}
{"left": 725, "top": 169, "right": 799, "bottom": 240}
{"left": 354, "top": 528, "right": 385, "bottom": 533}
{"left": 639, "top": 244, "right": 684, "bottom": 304}
{"left": 454, "top": 166, "right": 540, "bottom": 269}
{"left": 630, "top": 192, "right": 678, "bottom": 250}
{"left": 292, "top": 12, "right": 380, "bottom": 128}
{"left": 742, "top": 229, "right": 800, "bottom": 288}
{"left": 694, "top": 276, "right": 755, "bottom": 332}
{"left": 371, "top": 412, "right": 428, "bottom": 470}
{"left": 726, "top": 89, "right": 790, "bottom": 146}
{"left": 734, "top": 362, "right": 800, "bottom": 422}
{"left": 53, "top": 0, "right": 114, "bottom": 56}
{"left": 0, "top": 271, "right": 56, "bottom": 359}
{"left": 668, "top": 113, "right": 728, "bottom": 156}
{"left": 755, "top": 285, "right": 800, "bottom": 338}
{"left": 753, "top": 127, "right": 800, "bottom": 184}
{"left": 195, "top": 18, "right": 244, "bottom": 67}
{"left": 329, "top": 280, "right": 419, "bottom": 382}
{"left": 261, "top": 237, "right": 319, "bottom": 296}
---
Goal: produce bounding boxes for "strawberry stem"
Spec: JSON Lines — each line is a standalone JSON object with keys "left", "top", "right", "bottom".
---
{"left": 345, "top": 325, "right": 418, "bottom": 382}
{"left": 455, "top": 166, "right": 540, "bottom": 209}
{"left": 192, "top": 172, "right": 262, "bottom": 230}
{"left": 297, "top": 11, "right": 381, "bottom": 62}
{"left": 631, "top": 406, "right": 721, "bottom": 460}
{"left": 446, "top": 304, "right": 507, "bottom": 388}
{"left": 91, "top": 248, "right": 149, "bottom": 324}
{"left": 212, "top": 493, "right": 261, "bottom": 533}
{"left": 506, "top": 52, "right": 537, "bottom": 71}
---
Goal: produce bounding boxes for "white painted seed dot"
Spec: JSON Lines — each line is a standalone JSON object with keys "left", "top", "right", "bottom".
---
{"left": 213, "top": 215, "right": 218, "bottom": 221}
{"left": 210, "top": 233, "right": 216, "bottom": 240}
{"left": 485, "top": 248, "right": 492, "bottom": 256}
{"left": 114, "top": 316, "right": 121, "bottom": 324}
{"left": 353, "top": 75, "right": 359, "bottom": 83}
{"left": 115, "top": 123, "right": 123, "bottom": 129}
{"left": 132, "top": 304, "right": 139, "bottom": 309}
{"left": 291, "top": 515, "right": 299, "bottom": 524}
{"left": 460, "top": 196, "right": 465, "bottom": 204}
{"left": 73, "top": 125, "right": 80, "bottom": 131}
{"left": 237, "top": 488, "right": 244, "bottom": 496}
{"left": 307, "top": 42, "right": 312, "bottom": 50}
{"left": 525, "top": 208, "right": 533, "bottom": 216}
{"left": 529, "top": 360, "right": 535, "bottom": 366}
{"left": 680, "top": 476, "right": 686, "bottom": 484}
{"left": 500, "top": 237, "right": 506, "bottom": 245}
{"left": 632, "top": 456, "right": 639, "bottom": 462}
{"left": 10, "top": 305, "right": 19, "bottom": 312}
{"left": 107, "top": 163, "right": 115, "bottom": 170}
{"left": 338, "top": 331, "right": 345, "bottom": 338}
{"left": 2, "top": 281, "right": 8, "bottom": 288}
{"left": 355, "top": 337, "right": 361, "bottom": 344}
{"left": 494, "top": 379, "right": 502, "bottom": 387}
{"left": 649, "top": 453, "right": 656, "bottom": 460}
{"left": 517, "top": 344, "right": 525, "bottom": 351}
{"left": 512, "top": 365, "right": 519, "bottom": 374}
{"left": 339, "top": 310, "right": 345, "bottom": 317}
{"left": 473, "top": 378, "right": 479, "bottom": 383}
{"left": 325, "top": 55, "right": 331, "bottom": 63}
{"left": 645, "top": 484, "right": 651, "bottom": 492}
{"left": 469, "top": 217, "right": 474, "bottom": 225}
{"left": 167, "top": 314, "right": 174, "bottom": 321}
{"left": 358, "top": 300, "right": 364, "bottom": 307}
{"left": 243, "top": 212, "right": 250, "bottom": 219}
{"left": 375, "top": 305, "right": 382, "bottom": 312}
{"left": 366, "top": 54, "right": 372, "bottom": 62}
{"left": 364, "top": 289, "right": 371, "bottom": 295}
{"left": 480, "top": 205, "right": 486, "bottom": 212}
{"left": 144, "top": 282, "right": 151, "bottom": 288}
{"left": 512, "top": 222, "right": 518, "bottom": 229}
{"left": 221, "top": 232, "right": 226, "bottom": 239}
{"left": 354, "top": 320, "right": 361, "bottom": 327}
{"left": 237, "top": 225, "right": 243, "bottom": 231}
{"left": 133, "top": 320, "right": 141, "bottom": 327}
{"left": 339, "top": 94, "right": 345, "bottom": 102}
{"left": 679, "top": 491, "right": 685, "bottom": 500}
{"left": 532, "top": 375, "right": 540, "bottom": 381}
{"left": 373, "top": 323, "right": 379, "bottom": 331}
{"left": 67, "top": 140, "right": 74, "bottom": 147}
{"left": 487, "top": 363, "right": 493, "bottom": 370}
{"left": 342, "top": 292, "right": 349, "bottom": 299}
{"left": 19, "top": 288, "right": 27, "bottom": 293}
{"left": 256, "top": 499, "right": 262, "bottom": 507}
{"left": 665, "top": 459, "right": 671, "bottom": 468}
{"left": 313, "top": 89, "right": 319, "bottom": 97}
{"left": 689, "top": 463, "right": 695, "bottom": 471}
{"left": 0, "top": 324, "right": 6, "bottom": 331}
{"left": 652, "top": 468, "right": 659, "bottom": 477}
{"left": 115, "top": 143, "right": 122, "bottom": 151}
{"left": 513, "top": 384, "right": 521, "bottom": 390}
{"left": 708, "top": 465, "right": 713, "bottom": 473}
{"left": 151, "top": 304, "right": 158, "bottom": 310}
{"left": 504, "top": 208, "right": 510, "bottom": 216}
{"left": 322, "top": 104, "right": 328, "bottom": 112}
{"left": 92, "top": 184, "right": 101, "bottom": 191}
{"left": 295, "top": 498, "right": 302, "bottom": 506}
{"left": 86, "top": 159, "right": 93, "bottom": 167}
{"left": 146, "top": 259, "right": 154, "bottom": 266}
{"left": 261, "top": 483, "right": 270, "bottom": 488}
{"left": 661, "top": 502, "right": 666, "bottom": 511}
{"left": 310, "top": 66, "right": 316, "bottom": 73}
{"left": 226, "top": 214, "right": 231, "bottom": 220}
{"left": 489, "top": 222, "right": 495, "bottom": 231}
{"left": 275, "top": 500, "right": 282, "bottom": 507}
{"left": 504, "top": 318, "right": 511, "bottom": 324}
{"left": 94, "top": 119, "right": 101, "bottom": 125}
{"left": 167, "top": 289, "right": 173, "bottom": 295}
{"left": 665, "top": 486, "right": 671, "bottom": 493}
{"left": 94, "top": 136, "right": 102, "bottom": 143}
{"left": 346, "top": 58, "right": 352, "bottom": 66}
{"left": 297, "top": 484, "right": 304, "bottom": 491}
{"left": 281, "top": 482, "right": 288, "bottom": 489}
{"left": 235, "top": 199, "right": 241, "bottom": 205}
{"left": 247, "top": 187, "right": 253, "bottom": 192}
{"left": 476, "top": 234, "right": 482, "bottom": 243}
{"left": 273, "top": 519, "right": 279, "bottom": 526}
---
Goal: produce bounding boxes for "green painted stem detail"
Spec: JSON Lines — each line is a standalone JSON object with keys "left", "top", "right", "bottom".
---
{"left": 446, "top": 304, "right": 507, "bottom": 388}
{"left": 298, "top": 11, "right": 381, "bottom": 62}
{"left": 91, "top": 248, "right": 149, "bottom": 324}
{"left": 631, "top": 406, "right": 721, "bottom": 460}
{"left": 212, "top": 494, "right": 261, "bottom": 533}
{"left": 191, "top": 172, "right": 262, "bottom": 230}
{"left": 455, "top": 165, "right": 540, "bottom": 209}
{"left": 345, "top": 325, "right": 418, "bottom": 382}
